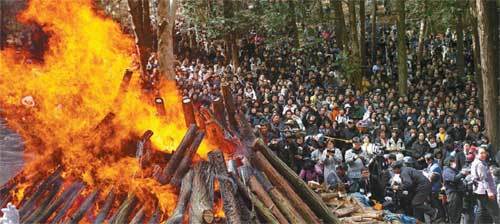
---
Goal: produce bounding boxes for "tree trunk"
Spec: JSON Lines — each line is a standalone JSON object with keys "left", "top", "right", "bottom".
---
{"left": 416, "top": 18, "right": 426, "bottom": 76}
{"left": 348, "top": 0, "right": 362, "bottom": 88}
{"left": 471, "top": 1, "right": 482, "bottom": 106}
{"left": 288, "top": 0, "right": 300, "bottom": 47}
{"left": 127, "top": 0, "right": 153, "bottom": 78}
{"left": 331, "top": 0, "right": 347, "bottom": 50}
{"left": 456, "top": 0, "right": 465, "bottom": 77}
{"left": 396, "top": 0, "right": 408, "bottom": 96}
{"left": 370, "top": 0, "right": 377, "bottom": 64}
{"left": 189, "top": 162, "right": 215, "bottom": 224}
{"left": 157, "top": 0, "right": 177, "bottom": 80}
{"left": 359, "top": 0, "right": 367, "bottom": 76}
{"left": 476, "top": 0, "right": 499, "bottom": 152}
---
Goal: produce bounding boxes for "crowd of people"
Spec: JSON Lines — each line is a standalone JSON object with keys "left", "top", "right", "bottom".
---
{"left": 168, "top": 23, "right": 500, "bottom": 223}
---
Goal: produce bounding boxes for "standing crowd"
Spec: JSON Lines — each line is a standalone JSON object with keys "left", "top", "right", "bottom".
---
{"left": 167, "top": 24, "right": 500, "bottom": 224}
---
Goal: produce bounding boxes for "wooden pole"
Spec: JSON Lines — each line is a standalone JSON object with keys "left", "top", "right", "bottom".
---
{"left": 110, "top": 193, "right": 138, "bottom": 224}
{"left": 253, "top": 139, "right": 339, "bottom": 223}
{"left": 155, "top": 97, "right": 167, "bottom": 116}
{"left": 93, "top": 191, "right": 115, "bottom": 224}
{"left": 129, "top": 206, "right": 146, "bottom": 224}
{"left": 212, "top": 97, "right": 227, "bottom": 128}
{"left": 221, "top": 83, "right": 238, "bottom": 131}
{"left": 22, "top": 179, "right": 62, "bottom": 223}
{"left": 50, "top": 184, "right": 84, "bottom": 224}
{"left": 165, "top": 169, "right": 193, "bottom": 224}
{"left": 208, "top": 150, "right": 242, "bottom": 224}
{"left": 32, "top": 181, "right": 84, "bottom": 223}
{"left": 159, "top": 124, "right": 198, "bottom": 184}
{"left": 66, "top": 189, "right": 99, "bottom": 224}
{"left": 147, "top": 206, "right": 162, "bottom": 224}
{"left": 182, "top": 98, "right": 197, "bottom": 128}
{"left": 18, "top": 168, "right": 62, "bottom": 217}
{"left": 251, "top": 150, "right": 320, "bottom": 224}
{"left": 169, "top": 131, "right": 205, "bottom": 187}
{"left": 248, "top": 176, "right": 290, "bottom": 224}
{"left": 248, "top": 191, "right": 280, "bottom": 224}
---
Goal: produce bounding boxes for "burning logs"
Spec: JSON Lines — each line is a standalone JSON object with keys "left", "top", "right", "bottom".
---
{"left": 130, "top": 206, "right": 146, "bottom": 224}
{"left": 169, "top": 131, "right": 205, "bottom": 187}
{"left": 109, "top": 193, "right": 138, "bottom": 224}
{"left": 93, "top": 190, "right": 116, "bottom": 224}
{"left": 66, "top": 189, "right": 99, "bottom": 224}
{"left": 154, "top": 97, "right": 167, "bottom": 116}
{"left": 166, "top": 169, "right": 193, "bottom": 224}
{"left": 18, "top": 167, "right": 62, "bottom": 218}
{"left": 211, "top": 97, "right": 227, "bottom": 128}
{"left": 189, "top": 161, "right": 214, "bottom": 224}
{"left": 22, "top": 179, "right": 62, "bottom": 223}
{"left": 159, "top": 124, "right": 198, "bottom": 184}
{"left": 182, "top": 98, "right": 197, "bottom": 128}
{"left": 208, "top": 150, "right": 242, "bottom": 224}
{"left": 252, "top": 139, "right": 339, "bottom": 224}
{"left": 32, "top": 181, "right": 84, "bottom": 223}
{"left": 50, "top": 184, "right": 84, "bottom": 224}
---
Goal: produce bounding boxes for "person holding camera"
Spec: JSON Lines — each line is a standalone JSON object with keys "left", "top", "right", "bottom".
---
{"left": 391, "top": 161, "right": 438, "bottom": 222}
{"left": 345, "top": 137, "right": 367, "bottom": 192}
{"left": 442, "top": 156, "right": 469, "bottom": 224}
{"left": 471, "top": 147, "right": 500, "bottom": 224}
{"left": 320, "top": 139, "right": 343, "bottom": 188}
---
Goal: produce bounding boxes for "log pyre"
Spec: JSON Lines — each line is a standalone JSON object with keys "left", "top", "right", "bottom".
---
{"left": 0, "top": 80, "right": 342, "bottom": 224}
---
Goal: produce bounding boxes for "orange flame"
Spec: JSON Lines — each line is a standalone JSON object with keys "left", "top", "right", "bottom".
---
{"left": 0, "top": 0, "right": 214, "bottom": 216}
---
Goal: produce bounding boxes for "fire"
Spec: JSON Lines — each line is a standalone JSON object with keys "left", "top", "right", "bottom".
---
{"left": 0, "top": 0, "right": 214, "bottom": 218}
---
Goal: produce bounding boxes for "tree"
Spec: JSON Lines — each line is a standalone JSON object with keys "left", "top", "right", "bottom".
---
{"left": 347, "top": 0, "right": 361, "bottom": 88}
{"left": 222, "top": 0, "right": 239, "bottom": 68}
{"left": 455, "top": 0, "right": 465, "bottom": 77}
{"left": 359, "top": 0, "right": 367, "bottom": 76}
{"left": 127, "top": 0, "right": 154, "bottom": 77}
{"left": 157, "top": 0, "right": 177, "bottom": 80}
{"left": 475, "top": 0, "right": 499, "bottom": 152}
{"left": 370, "top": 0, "right": 377, "bottom": 65}
{"left": 395, "top": 0, "right": 407, "bottom": 96}
{"left": 415, "top": 0, "right": 427, "bottom": 76}
{"left": 331, "top": 0, "right": 347, "bottom": 50}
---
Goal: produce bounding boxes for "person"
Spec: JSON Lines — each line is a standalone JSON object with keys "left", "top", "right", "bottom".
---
{"left": 359, "top": 167, "right": 372, "bottom": 198}
{"left": 442, "top": 156, "right": 469, "bottom": 224}
{"left": 299, "top": 157, "right": 320, "bottom": 182}
{"left": 391, "top": 161, "right": 438, "bottom": 222}
{"left": 410, "top": 132, "right": 430, "bottom": 169}
{"left": 424, "top": 153, "right": 444, "bottom": 221}
{"left": 471, "top": 147, "right": 500, "bottom": 223}
{"left": 320, "top": 139, "right": 343, "bottom": 188}
{"left": 345, "top": 137, "right": 368, "bottom": 192}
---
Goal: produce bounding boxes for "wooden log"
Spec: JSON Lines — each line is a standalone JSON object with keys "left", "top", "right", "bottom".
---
{"left": 22, "top": 179, "right": 62, "bottom": 223}
{"left": 208, "top": 150, "right": 242, "bottom": 224}
{"left": 93, "top": 190, "right": 116, "bottom": 224}
{"left": 137, "top": 130, "right": 154, "bottom": 168}
{"left": 113, "top": 69, "right": 133, "bottom": 108}
{"left": 251, "top": 151, "right": 320, "bottom": 224}
{"left": 212, "top": 97, "right": 227, "bottom": 128}
{"left": 154, "top": 97, "right": 167, "bottom": 116}
{"left": 147, "top": 206, "right": 162, "bottom": 224}
{"left": 248, "top": 176, "right": 289, "bottom": 224}
{"left": 50, "top": 184, "right": 84, "bottom": 224}
{"left": 18, "top": 167, "right": 62, "bottom": 217}
{"left": 66, "top": 189, "right": 99, "bottom": 224}
{"left": 182, "top": 98, "right": 197, "bottom": 128}
{"left": 31, "top": 181, "right": 84, "bottom": 223}
{"left": 248, "top": 191, "right": 280, "bottom": 224}
{"left": 236, "top": 110, "right": 256, "bottom": 146}
{"left": 334, "top": 207, "right": 358, "bottom": 218}
{"left": 221, "top": 83, "right": 238, "bottom": 131}
{"left": 165, "top": 169, "right": 193, "bottom": 224}
{"left": 189, "top": 161, "right": 214, "bottom": 224}
{"left": 253, "top": 139, "right": 339, "bottom": 224}
{"left": 254, "top": 170, "right": 307, "bottom": 224}
{"left": 169, "top": 131, "right": 205, "bottom": 187}
{"left": 129, "top": 206, "right": 146, "bottom": 224}
{"left": 110, "top": 193, "right": 138, "bottom": 224}
{"left": 159, "top": 124, "right": 198, "bottom": 184}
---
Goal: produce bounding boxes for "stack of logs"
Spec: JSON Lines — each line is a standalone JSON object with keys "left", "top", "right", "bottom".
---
{"left": 0, "top": 71, "right": 340, "bottom": 223}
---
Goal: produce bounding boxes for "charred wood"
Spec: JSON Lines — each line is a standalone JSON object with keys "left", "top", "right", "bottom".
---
{"left": 22, "top": 178, "right": 62, "bottom": 223}
{"left": 66, "top": 189, "right": 99, "bottom": 224}
{"left": 169, "top": 131, "right": 205, "bottom": 187}
{"left": 93, "top": 190, "right": 115, "bottom": 224}
{"left": 31, "top": 181, "right": 84, "bottom": 223}
{"left": 129, "top": 206, "right": 146, "bottom": 224}
{"left": 159, "top": 124, "right": 198, "bottom": 184}
{"left": 165, "top": 169, "right": 193, "bottom": 224}
{"left": 50, "top": 184, "right": 84, "bottom": 224}
{"left": 109, "top": 193, "right": 138, "bottom": 224}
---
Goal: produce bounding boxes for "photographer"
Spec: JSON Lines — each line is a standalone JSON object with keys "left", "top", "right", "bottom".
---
{"left": 345, "top": 137, "right": 368, "bottom": 192}
{"left": 320, "top": 139, "right": 343, "bottom": 188}
{"left": 391, "top": 161, "right": 438, "bottom": 222}
{"left": 442, "top": 156, "right": 469, "bottom": 224}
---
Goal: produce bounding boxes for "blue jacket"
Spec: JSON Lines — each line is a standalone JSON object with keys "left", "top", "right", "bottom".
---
{"left": 442, "top": 166, "right": 465, "bottom": 194}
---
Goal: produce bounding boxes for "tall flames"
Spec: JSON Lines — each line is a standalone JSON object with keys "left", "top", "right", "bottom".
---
{"left": 0, "top": 0, "right": 213, "bottom": 217}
